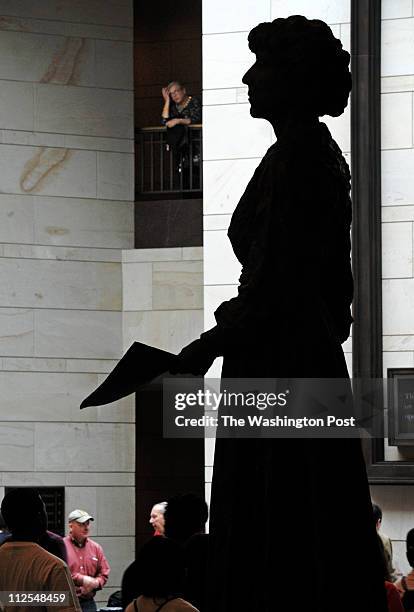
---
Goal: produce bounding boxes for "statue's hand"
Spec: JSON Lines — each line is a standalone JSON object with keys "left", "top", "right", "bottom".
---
{"left": 170, "top": 338, "right": 217, "bottom": 376}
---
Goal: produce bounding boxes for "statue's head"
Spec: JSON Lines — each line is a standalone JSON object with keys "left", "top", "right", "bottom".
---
{"left": 243, "top": 15, "right": 351, "bottom": 122}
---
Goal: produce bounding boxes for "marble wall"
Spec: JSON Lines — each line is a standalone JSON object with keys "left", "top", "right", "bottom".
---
{"left": 0, "top": 1, "right": 134, "bottom": 604}
{"left": 373, "top": 0, "right": 414, "bottom": 577}
{"left": 202, "top": 0, "right": 351, "bottom": 504}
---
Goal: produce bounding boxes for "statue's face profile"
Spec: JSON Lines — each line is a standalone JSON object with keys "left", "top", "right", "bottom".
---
{"left": 242, "top": 55, "right": 284, "bottom": 121}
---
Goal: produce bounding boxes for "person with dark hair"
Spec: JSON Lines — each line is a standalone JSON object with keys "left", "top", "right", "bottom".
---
{"left": 170, "top": 15, "right": 387, "bottom": 611}
{"left": 164, "top": 494, "right": 208, "bottom": 543}
{"left": 396, "top": 529, "right": 414, "bottom": 611}
{"left": 124, "top": 538, "right": 199, "bottom": 612}
{"left": 0, "top": 488, "right": 80, "bottom": 612}
{"left": 374, "top": 502, "right": 396, "bottom": 581}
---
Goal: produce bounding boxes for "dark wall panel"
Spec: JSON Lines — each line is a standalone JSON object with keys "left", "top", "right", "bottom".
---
{"left": 135, "top": 198, "right": 203, "bottom": 248}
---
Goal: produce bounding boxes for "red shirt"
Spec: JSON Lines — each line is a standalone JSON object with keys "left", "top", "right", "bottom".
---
{"left": 385, "top": 581, "right": 404, "bottom": 612}
{"left": 63, "top": 536, "right": 110, "bottom": 600}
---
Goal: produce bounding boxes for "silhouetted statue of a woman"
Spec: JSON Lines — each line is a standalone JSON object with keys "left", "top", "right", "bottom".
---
{"left": 172, "top": 16, "right": 387, "bottom": 612}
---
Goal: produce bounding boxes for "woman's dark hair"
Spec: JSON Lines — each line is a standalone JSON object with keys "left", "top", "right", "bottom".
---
{"left": 406, "top": 528, "right": 414, "bottom": 568}
{"left": 1, "top": 488, "right": 46, "bottom": 534}
{"left": 137, "top": 537, "right": 185, "bottom": 599}
{"left": 164, "top": 493, "right": 208, "bottom": 543}
{"left": 248, "top": 15, "right": 351, "bottom": 117}
{"left": 372, "top": 503, "right": 382, "bottom": 524}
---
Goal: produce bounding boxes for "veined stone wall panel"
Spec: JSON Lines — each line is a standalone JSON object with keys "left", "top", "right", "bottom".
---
{"left": 0, "top": 2, "right": 134, "bottom": 604}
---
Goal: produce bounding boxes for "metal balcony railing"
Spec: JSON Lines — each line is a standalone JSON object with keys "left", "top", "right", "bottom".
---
{"left": 136, "top": 125, "right": 202, "bottom": 196}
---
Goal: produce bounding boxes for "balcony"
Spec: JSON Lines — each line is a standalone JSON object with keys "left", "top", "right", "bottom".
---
{"left": 136, "top": 125, "right": 202, "bottom": 197}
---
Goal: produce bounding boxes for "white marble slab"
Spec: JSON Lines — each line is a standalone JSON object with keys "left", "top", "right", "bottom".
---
{"left": 0, "top": 371, "right": 104, "bottom": 420}
{"left": 0, "top": 32, "right": 94, "bottom": 85}
{"left": 0, "top": 258, "right": 121, "bottom": 310}
{"left": 152, "top": 261, "right": 203, "bottom": 310}
{"left": 204, "top": 284, "right": 239, "bottom": 330}
{"left": 35, "top": 85, "right": 133, "bottom": 139}
{"left": 0, "top": 0, "right": 133, "bottom": 28}
{"left": 34, "top": 422, "right": 135, "bottom": 471}
{"left": 203, "top": 88, "right": 248, "bottom": 106}
{"left": 383, "top": 206, "right": 414, "bottom": 222}
{"left": 203, "top": 158, "right": 260, "bottom": 215}
{"left": 383, "top": 335, "right": 414, "bottom": 351}
{"left": 339, "top": 23, "right": 350, "bottom": 52}
{"left": 93, "top": 536, "right": 134, "bottom": 587}
{"left": 203, "top": 104, "right": 272, "bottom": 161}
{"left": 65, "top": 472, "right": 135, "bottom": 486}
{"left": 204, "top": 215, "right": 231, "bottom": 231}
{"left": 381, "top": 92, "right": 413, "bottom": 149}
{"left": 383, "top": 280, "right": 414, "bottom": 334}
{"left": 62, "top": 134, "right": 134, "bottom": 153}
{"left": 122, "top": 248, "right": 183, "bottom": 263}
{"left": 205, "top": 437, "right": 216, "bottom": 468}
{"left": 123, "top": 310, "right": 203, "bottom": 354}
{"left": 382, "top": 75, "right": 414, "bottom": 94}
{"left": 95, "top": 392, "right": 134, "bottom": 424}
{"left": 65, "top": 359, "right": 118, "bottom": 373}
{"left": 0, "top": 472, "right": 66, "bottom": 486}
{"left": 182, "top": 247, "right": 203, "bottom": 261}
{"left": 96, "top": 487, "right": 134, "bottom": 536}
{"left": 0, "top": 144, "right": 97, "bottom": 199}
{"left": 204, "top": 230, "right": 242, "bottom": 285}
{"left": 382, "top": 0, "right": 412, "bottom": 19}
{"left": 34, "top": 309, "right": 122, "bottom": 359}
{"left": 0, "top": 15, "right": 132, "bottom": 41}
{"left": 122, "top": 262, "right": 153, "bottom": 311}
{"left": 2, "top": 357, "right": 66, "bottom": 371}
{"left": 34, "top": 196, "right": 133, "bottom": 249}
{"left": 0, "top": 423, "right": 34, "bottom": 470}
{"left": 382, "top": 18, "right": 414, "bottom": 77}
{"left": 203, "top": 0, "right": 270, "bottom": 34}
{"left": 95, "top": 40, "right": 133, "bottom": 90}
{"left": 203, "top": 32, "right": 254, "bottom": 90}
{"left": 1, "top": 130, "right": 65, "bottom": 147}
{"left": 97, "top": 152, "right": 134, "bottom": 201}
{"left": 382, "top": 222, "right": 413, "bottom": 278}
{"left": 322, "top": 107, "right": 351, "bottom": 153}
{"left": 271, "top": 0, "right": 350, "bottom": 23}
{"left": 0, "top": 130, "right": 133, "bottom": 153}
{"left": 0, "top": 194, "right": 35, "bottom": 243}
{"left": 382, "top": 149, "right": 414, "bottom": 206}
{"left": 383, "top": 350, "right": 414, "bottom": 378}
{"left": 0, "top": 308, "right": 34, "bottom": 356}
{"left": 205, "top": 466, "right": 213, "bottom": 483}
{"left": 1, "top": 243, "right": 122, "bottom": 263}
{"left": 0, "top": 81, "right": 34, "bottom": 131}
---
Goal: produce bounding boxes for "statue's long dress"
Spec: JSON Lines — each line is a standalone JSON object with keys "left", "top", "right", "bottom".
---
{"left": 208, "top": 121, "right": 387, "bottom": 612}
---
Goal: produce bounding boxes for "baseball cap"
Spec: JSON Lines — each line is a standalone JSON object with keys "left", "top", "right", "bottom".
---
{"left": 68, "top": 509, "right": 94, "bottom": 523}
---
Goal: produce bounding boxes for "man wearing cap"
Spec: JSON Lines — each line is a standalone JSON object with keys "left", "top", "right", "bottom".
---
{"left": 64, "top": 509, "right": 110, "bottom": 612}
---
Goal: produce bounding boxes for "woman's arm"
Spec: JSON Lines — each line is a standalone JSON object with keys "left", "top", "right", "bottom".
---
{"left": 161, "top": 86, "right": 171, "bottom": 121}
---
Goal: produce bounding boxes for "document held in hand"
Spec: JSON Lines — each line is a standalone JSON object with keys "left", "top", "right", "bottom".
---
{"left": 80, "top": 342, "right": 176, "bottom": 408}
